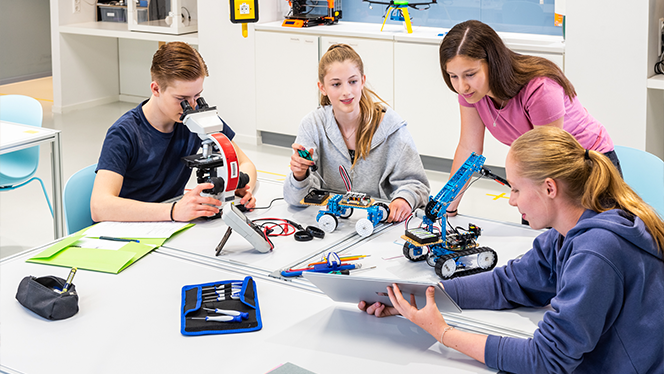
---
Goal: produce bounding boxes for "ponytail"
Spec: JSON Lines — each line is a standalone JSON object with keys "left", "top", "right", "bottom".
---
{"left": 510, "top": 127, "right": 664, "bottom": 256}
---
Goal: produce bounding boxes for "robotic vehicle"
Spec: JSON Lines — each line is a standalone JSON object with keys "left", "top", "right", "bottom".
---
{"left": 300, "top": 190, "right": 390, "bottom": 237}
{"left": 402, "top": 152, "right": 510, "bottom": 280}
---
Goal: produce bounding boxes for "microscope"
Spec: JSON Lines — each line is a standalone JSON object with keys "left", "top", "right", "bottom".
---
{"left": 180, "top": 98, "right": 249, "bottom": 214}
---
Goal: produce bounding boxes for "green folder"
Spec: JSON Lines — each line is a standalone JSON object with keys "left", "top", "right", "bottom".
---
{"left": 26, "top": 224, "right": 193, "bottom": 274}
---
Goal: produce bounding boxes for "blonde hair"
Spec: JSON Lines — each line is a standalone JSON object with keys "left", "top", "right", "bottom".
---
{"left": 510, "top": 126, "right": 664, "bottom": 256}
{"left": 151, "top": 42, "right": 208, "bottom": 90}
{"left": 318, "top": 44, "right": 387, "bottom": 166}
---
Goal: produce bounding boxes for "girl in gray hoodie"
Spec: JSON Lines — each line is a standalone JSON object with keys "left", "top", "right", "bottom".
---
{"left": 284, "top": 44, "right": 430, "bottom": 222}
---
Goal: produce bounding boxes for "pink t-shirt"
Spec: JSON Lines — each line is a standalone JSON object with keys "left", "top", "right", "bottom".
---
{"left": 458, "top": 77, "right": 613, "bottom": 152}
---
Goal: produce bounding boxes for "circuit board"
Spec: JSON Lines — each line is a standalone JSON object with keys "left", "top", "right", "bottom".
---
{"left": 339, "top": 192, "right": 373, "bottom": 207}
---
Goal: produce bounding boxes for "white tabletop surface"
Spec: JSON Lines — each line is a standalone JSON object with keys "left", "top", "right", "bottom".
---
{"left": 0, "top": 120, "right": 60, "bottom": 154}
{"left": 2, "top": 176, "right": 551, "bottom": 373}
{"left": 162, "top": 179, "right": 549, "bottom": 340}
{"left": 164, "top": 179, "right": 396, "bottom": 275}
{"left": 1, "top": 246, "right": 501, "bottom": 374}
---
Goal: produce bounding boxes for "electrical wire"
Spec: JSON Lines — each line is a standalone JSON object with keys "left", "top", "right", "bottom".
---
{"left": 251, "top": 197, "right": 284, "bottom": 211}
{"left": 655, "top": 52, "right": 664, "bottom": 75}
{"left": 252, "top": 218, "right": 298, "bottom": 238}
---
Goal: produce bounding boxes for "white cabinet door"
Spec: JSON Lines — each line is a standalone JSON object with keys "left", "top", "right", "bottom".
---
{"left": 394, "top": 41, "right": 460, "bottom": 160}
{"left": 255, "top": 31, "right": 319, "bottom": 136}
{"left": 320, "top": 36, "right": 394, "bottom": 107}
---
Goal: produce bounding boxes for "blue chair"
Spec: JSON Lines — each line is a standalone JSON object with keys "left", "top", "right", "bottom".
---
{"left": 0, "top": 94, "right": 53, "bottom": 216}
{"left": 614, "top": 145, "right": 664, "bottom": 217}
{"left": 63, "top": 164, "right": 98, "bottom": 235}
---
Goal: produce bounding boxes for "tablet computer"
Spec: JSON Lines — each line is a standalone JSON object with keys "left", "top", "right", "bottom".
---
{"left": 303, "top": 272, "right": 462, "bottom": 313}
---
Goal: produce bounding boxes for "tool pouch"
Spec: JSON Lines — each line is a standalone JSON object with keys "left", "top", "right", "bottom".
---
{"left": 181, "top": 276, "right": 262, "bottom": 336}
{"left": 15, "top": 275, "right": 79, "bottom": 320}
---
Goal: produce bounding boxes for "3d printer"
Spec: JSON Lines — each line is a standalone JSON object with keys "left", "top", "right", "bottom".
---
{"left": 282, "top": 0, "right": 342, "bottom": 28}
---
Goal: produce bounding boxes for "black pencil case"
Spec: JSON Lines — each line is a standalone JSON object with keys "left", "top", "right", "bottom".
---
{"left": 15, "top": 275, "right": 79, "bottom": 320}
{"left": 181, "top": 276, "right": 262, "bottom": 336}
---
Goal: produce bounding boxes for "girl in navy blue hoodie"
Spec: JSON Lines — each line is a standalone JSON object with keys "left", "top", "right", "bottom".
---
{"left": 360, "top": 126, "right": 664, "bottom": 373}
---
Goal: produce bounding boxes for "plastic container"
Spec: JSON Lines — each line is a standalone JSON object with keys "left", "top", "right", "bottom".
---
{"left": 137, "top": 7, "right": 147, "bottom": 23}
{"left": 99, "top": 6, "right": 127, "bottom": 23}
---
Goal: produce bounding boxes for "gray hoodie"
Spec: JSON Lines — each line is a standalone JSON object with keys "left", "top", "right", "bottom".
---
{"left": 283, "top": 105, "right": 430, "bottom": 209}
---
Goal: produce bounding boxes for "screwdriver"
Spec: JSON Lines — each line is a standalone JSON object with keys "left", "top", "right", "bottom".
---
{"left": 190, "top": 315, "right": 242, "bottom": 322}
{"left": 203, "top": 307, "right": 249, "bottom": 319}
{"left": 203, "top": 293, "right": 239, "bottom": 302}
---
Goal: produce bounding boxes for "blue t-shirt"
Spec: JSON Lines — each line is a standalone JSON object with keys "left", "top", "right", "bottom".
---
{"left": 96, "top": 100, "right": 235, "bottom": 203}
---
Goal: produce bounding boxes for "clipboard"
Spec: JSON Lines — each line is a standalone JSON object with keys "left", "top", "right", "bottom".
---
{"left": 304, "top": 272, "right": 462, "bottom": 313}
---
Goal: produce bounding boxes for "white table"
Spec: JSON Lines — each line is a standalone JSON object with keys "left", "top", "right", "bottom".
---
{"left": 1, "top": 179, "right": 550, "bottom": 373}
{"left": 0, "top": 120, "right": 65, "bottom": 238}
{"left": 165, "top": 199, "right": 548, "bottom": 340}
{"left": 1, "top": 245, "right": 502, "bottom": 374}
{"left": 164, "top": 179, "right": 397, "bottom": 278}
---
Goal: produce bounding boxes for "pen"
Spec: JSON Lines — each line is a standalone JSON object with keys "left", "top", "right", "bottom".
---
{"left": 281, "top": 263, "right": 362, "bottom": 277}
{"left": 308, "top": 255, "right": 369, "bottom": 266}
{"left": 61, "top": 267, "right": 77, "bottom": 293}
{"left": 189, "top": 315, "right": 242, "bottom": 322}
{"left": 99, "top": 236, "right": 140, "bottom": 243}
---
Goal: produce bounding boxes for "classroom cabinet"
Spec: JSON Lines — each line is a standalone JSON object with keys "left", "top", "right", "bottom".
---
{"left": 253, "top": 26, "right": 565, "bottom": 167}
{"left": 393, "top": 41, "right": 460, "bottom": 161}
{"left": 255, "top": 31, "right": 319, "bottom": 136}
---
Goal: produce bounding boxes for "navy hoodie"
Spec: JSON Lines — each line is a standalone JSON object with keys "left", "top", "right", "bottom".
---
{"left": 443, "top": 209, "right": 664, "bottom": 373}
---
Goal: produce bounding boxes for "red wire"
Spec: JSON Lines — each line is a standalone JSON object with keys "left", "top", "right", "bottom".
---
{"left": 253, "top": 218, "right": 297, "bottom": 237}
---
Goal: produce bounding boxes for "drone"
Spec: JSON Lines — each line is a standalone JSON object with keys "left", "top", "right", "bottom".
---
{"left": 362, "top": 0, "right": 437, "bottom": 33}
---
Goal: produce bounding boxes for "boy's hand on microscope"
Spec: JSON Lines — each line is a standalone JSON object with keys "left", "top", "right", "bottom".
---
{"left": 173, "top": 183, "right": 221, "bottom": 221}
{"left": 290, "top": 143, "right": 315, "bottom": 181}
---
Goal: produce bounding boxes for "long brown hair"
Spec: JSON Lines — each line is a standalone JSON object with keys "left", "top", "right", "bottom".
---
{"left": 439, "top": 20, "right": 575, "bottom": 102}
{"left": 151, "top": 42, "right": 208, "bottom": 90}
{"left": 510, "top": 126, "right": 664, "bottom": 256}
{"left": 319, "top": 44, "right": 387, "bottom": 166}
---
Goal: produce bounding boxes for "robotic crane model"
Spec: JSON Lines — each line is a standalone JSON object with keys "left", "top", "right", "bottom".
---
{"left": 179, "top": 97, "right": 249, "bottom": 212}
{"left": 300, "top": 190, "right": 390, "bottom": 237}
{"left": 402, "top": 152, "right": 510, "bottom": 280}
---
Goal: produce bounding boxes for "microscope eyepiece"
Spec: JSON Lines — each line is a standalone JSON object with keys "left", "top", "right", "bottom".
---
{"left": 196, "top": 97, "right": 208, "bottom": 109}
{"left": 180, "top": 100, "right": 193, "bottom": 111}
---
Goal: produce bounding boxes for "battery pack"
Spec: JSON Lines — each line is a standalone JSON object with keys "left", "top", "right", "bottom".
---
{"left": 405, "top": 228, "right": 441, "bottom": 245}
{"left": 304, "top": 189, "right": 330, "bottom": 204}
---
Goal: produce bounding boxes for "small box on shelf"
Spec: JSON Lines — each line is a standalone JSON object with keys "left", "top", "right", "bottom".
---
{"left": 98, "top": 5, "right": 127, "bottom": 23}
{"left": 127, "top": 0, "right": 197, "bottom": 35}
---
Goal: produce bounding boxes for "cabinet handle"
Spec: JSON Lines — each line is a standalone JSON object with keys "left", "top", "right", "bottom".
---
{"left": 290, "top": 38, "right": 300, "bottom": 42}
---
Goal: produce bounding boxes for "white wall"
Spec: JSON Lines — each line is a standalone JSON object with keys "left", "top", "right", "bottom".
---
{"left": 0, "top": 0, "right": 52, "bottom": 84}
{"left": 566, "top": 0, "right": 664, "bottom": 159}
{"left": 198, "top": 0, "right": 283, "bottom": 145}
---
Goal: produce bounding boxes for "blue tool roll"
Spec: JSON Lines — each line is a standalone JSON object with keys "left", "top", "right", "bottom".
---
{"left": 180, "top": 276, "right": 262, "bottom": 336}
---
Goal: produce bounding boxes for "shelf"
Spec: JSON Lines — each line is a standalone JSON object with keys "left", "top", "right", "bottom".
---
{"left": 647, "top": 75, "right": 664, "bottom": 90}
{"left": 255, "top": 21, "right": 396, "bottom": 41}
{"left": 255, "top": 21, "right": 564, "bottom": 54}
{"left": 59, "top": 22, "right": 198, "bottom": 44}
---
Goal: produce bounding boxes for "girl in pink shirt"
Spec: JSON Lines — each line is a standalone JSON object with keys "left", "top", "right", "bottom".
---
{"left": 439, "top": 20, "right": 621, "bottom": 216}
